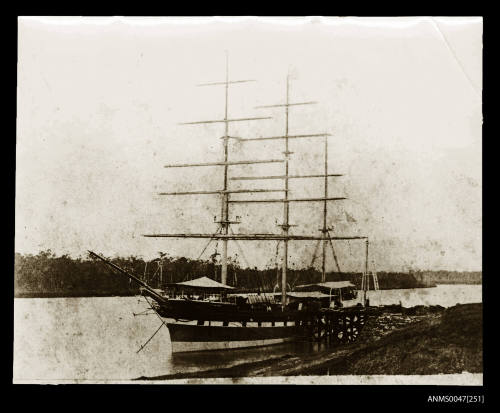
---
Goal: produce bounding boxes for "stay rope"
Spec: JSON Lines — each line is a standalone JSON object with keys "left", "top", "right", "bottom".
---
{"left": 229, "top": 226, "right": 271, "bottom": 302}
{"left": 135, "top": 295, "right": 170, "bottom": 353}
{"left": 327, "top": 230, "right": 342, "bottom": 273}
{"left": 181, "top": 226, "right": 223, "bottom": 282}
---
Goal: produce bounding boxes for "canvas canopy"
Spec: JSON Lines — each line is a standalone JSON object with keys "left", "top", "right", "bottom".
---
{"left": 295, "top": 281, "right": 355, "bottom": 293}
{"left": 286, "top": 291, "right": 332, "bottom": 299}
{"left": 169, "top": 276, "right": 235, "bottom": 291}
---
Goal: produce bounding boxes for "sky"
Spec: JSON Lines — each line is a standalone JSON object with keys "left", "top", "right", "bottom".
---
{"left": 16, "top": 16, "right": 482, "bottom": 272}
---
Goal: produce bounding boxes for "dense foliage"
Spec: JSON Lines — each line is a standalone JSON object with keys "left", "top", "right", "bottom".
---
{"left": 14, "top": 250, "right": 479, "bottom": 298}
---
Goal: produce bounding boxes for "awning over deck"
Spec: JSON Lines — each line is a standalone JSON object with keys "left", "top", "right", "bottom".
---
{"left": 286, "top": 291, "right": 332, "bottom": 298}
{"left": 168, "top": 276, "right": 235, "bottom": 292}
{"left": 295, "top": 281, "right": 355, "bottom": 292}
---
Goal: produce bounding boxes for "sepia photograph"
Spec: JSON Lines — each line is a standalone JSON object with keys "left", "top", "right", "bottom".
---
{"left": 14, "top": 16, "right": 482, "bottom": 386}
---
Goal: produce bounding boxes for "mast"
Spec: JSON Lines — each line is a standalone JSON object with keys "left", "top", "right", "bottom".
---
{"left": 162, "top": 54, "right": 273, "bottom": 285}
{"left": 254, "top": 74, "right": 318, "bottom": 306}
{"left": 159, "top": 260, "right": 163, "bottom": 288}
{"left": 221, "top": 52, "right": 230, "bottom": 285}
{"left": 321, "top": 135, "right": 328, "bottom": 282}
{"left": 282, "top": 73, "right": 290, "bottom": 307}
{"left": 364, "top": 238, "right": 369, "bottom": 305}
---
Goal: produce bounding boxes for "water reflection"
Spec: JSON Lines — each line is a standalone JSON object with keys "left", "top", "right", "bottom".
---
{"left": 169, "top": 339, "right": 342, "bottom": 374}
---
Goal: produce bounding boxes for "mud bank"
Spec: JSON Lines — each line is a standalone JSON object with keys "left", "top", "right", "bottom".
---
{"left": 137, "top": 303, "right": 482, "bottom": 380}
{"left": 301, "top": 303, "right": 482, "bottom": 376}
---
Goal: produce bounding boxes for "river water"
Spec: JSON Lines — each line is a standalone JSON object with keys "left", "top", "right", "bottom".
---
{"left": 13, "top": 285, "right": 482, "bottom": 382}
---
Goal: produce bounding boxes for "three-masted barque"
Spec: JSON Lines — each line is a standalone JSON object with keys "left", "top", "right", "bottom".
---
{"left": 91, "top": 55, "right": 377, "bottom": 353}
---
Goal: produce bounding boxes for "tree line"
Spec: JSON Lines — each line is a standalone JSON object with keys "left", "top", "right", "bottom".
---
{"left": 14, "top": 250, "right": 460, "bottom": 298}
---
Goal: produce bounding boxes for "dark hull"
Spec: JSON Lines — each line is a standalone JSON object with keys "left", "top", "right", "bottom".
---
{"left": 167, "top": 322, "right": 303, "bottom": 353}
{"left": 148, "top": 295, "right": 366, "bottom": 353}
{"left": 157, "top": 299, "right": 367, "bottom": 353}
{"left": 154, "top": 298, "right": 327, "bottom": 323}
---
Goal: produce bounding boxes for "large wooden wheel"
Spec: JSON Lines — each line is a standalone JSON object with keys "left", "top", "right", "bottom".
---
{"left": 335, "top": 312, "right": 366, "bottom": 343}
{"left": 312, "top": 315, "right": 327, "bottom": 341}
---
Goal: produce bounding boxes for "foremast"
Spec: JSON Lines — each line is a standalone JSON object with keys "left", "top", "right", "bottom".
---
{"left": 162, "top": 52, "right": 274, "bottom": 285}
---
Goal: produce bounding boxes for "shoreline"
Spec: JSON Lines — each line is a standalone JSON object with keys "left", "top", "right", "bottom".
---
{"left": 14, "top": 291, "right": 138, "bottom": 299}
{"left": 14, "top": 283, "right": 481, "bottom": 299}
{"left": 136, "top": 303, "right": 482, "bottom": 380}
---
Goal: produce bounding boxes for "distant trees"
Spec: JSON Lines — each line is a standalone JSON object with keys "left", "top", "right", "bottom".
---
{"left": 14, "top": 250, "right": 478, "bottom": 298}
{"left": 412, "top": 270, "right": 482, "bottom": 285}
{"left": 14, "top": 250, "right": 140, "bottom": 297}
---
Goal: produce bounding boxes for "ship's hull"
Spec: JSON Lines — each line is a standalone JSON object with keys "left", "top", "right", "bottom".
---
{"left": 166, "top": 322, "right": 303, "bottom": 353}
{"left": 151, "top": 296, "right": 365, "bottom": 353}
{"left": 152, "top": 297, "right": 322, "bottom": 322}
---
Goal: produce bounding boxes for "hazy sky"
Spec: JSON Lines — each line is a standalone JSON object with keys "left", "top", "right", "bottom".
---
{"left": 16, "top": 17, "right": 482, "bottom": 272}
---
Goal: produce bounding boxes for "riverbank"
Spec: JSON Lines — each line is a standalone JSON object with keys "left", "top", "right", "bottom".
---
{"left": 14, "top": 291, "right": 138, "bottom": 298}
{"left": 137, "top": 303, "right": 482, "bottom": 380}
{"left": 14, "top": 280, "right": 437, "bottom": 298}
{"left": 17, "top": 251, "right": 481, "bottom": 298}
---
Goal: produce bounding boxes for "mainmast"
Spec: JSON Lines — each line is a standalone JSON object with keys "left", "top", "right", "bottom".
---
{"left": 254, "top": 73, "right": 317, "bottom": 305}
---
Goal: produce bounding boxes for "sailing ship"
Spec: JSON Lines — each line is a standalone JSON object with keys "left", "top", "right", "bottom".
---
{"left": 90, "top": 55, "right": 377, "bottom": 353}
